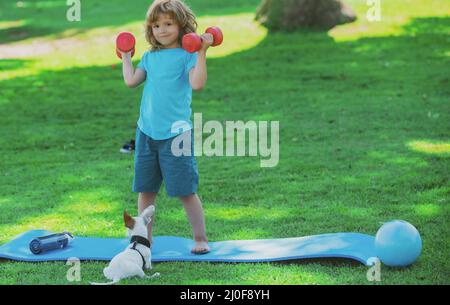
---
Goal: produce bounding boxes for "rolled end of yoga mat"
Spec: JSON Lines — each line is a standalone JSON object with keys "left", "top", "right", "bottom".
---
{"left": 29, "top": 232, "right": 73, "bottom": 255}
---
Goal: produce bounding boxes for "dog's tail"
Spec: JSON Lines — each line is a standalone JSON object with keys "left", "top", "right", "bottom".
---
{"left": 89, "top": 279, "right": 120, "bottom": 285}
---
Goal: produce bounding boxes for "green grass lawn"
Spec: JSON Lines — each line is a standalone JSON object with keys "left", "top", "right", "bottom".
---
{"left": 0, "top": 0, "right": 449, "bottom": 284}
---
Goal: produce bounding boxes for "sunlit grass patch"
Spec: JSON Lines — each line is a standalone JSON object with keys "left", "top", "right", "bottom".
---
{"left": 0, "top": 13, "right": 267, "bottom": 80}
{"left": 414, "top": 204, "right": 441, "bottom": 217}
{"left": 207, "top": 206, "right": 292, "bottom": 221}
{"left": 407, "top": 140, "right": 450, "bottom": 156}
{"left": 0, "top": 20, "right": 26, "bottom": 30}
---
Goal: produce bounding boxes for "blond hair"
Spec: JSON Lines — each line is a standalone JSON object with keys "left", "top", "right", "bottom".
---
{"left": 145, "top": 0, "right": 197, "bottom": 51}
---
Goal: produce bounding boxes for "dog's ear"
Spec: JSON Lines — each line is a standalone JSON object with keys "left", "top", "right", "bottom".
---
{"left": 123, "top": 210, "right": 135, "bottom": 229}
{"left": 140, "top": 205, "right": 155, "bottom": 220}
{"left": 142, "top": 206, "right": 155, "bottom": 226}
{"left": 142, "top": 205, "right": 155, "bottom": 217}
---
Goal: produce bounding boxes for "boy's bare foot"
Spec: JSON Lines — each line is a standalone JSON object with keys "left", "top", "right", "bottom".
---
{"left": 191, "top": 240, "right": 210, "bottom": 254}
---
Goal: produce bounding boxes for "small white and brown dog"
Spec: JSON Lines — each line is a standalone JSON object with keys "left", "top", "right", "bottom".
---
{"left": 90, "top": 206, "right": 160, "bottom": 285}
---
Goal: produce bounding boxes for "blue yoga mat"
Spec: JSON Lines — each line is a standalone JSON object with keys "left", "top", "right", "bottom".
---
{"left": 0, "top": 230, "right": 376, "bottom": 266}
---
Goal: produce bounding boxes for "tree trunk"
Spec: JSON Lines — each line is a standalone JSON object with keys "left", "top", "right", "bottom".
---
{"left": 255, "top": 0, "right": 357, "bottom": 32}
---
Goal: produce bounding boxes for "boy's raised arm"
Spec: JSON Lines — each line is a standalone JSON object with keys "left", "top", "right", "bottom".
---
{"left": 121, "top": 52, "right": 146, "bottom": 88}
{"left": 189, "top": 33, "right": 213, "bottom": 91}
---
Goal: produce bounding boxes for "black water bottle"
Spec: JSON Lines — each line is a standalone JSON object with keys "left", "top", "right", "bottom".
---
{"left": 29, "top": 232, "right": 73, "bottom": 254}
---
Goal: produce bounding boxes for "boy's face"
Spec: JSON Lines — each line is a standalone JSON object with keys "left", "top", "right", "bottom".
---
{"left": 152, "top": 14, "right": 180, "bottom": 48}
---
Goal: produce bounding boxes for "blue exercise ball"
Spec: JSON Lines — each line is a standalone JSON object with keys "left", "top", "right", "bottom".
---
{"left": 375, "top": 220, "right": 422, "bottom": 267}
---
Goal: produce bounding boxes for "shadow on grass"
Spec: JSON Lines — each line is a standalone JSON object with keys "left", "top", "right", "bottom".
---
{"left": 0, "top": 25, "right": 54, "bottom": 45}
{"left": 0, "top": 0, "right": 262, "bottom": 44}
{"left": 0, "top": 17, "right": 448, "bottom": 254}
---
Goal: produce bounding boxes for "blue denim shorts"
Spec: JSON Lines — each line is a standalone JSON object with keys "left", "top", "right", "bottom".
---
{"left": 132, "top": 127, "right": 199, "bottom": 197}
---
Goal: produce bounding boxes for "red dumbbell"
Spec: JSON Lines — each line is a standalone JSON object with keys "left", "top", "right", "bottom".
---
{"left": 182, "top": 26, "right": 223, "bottom": 53}
{"left": 116, "top": 32, "right": 136, "bottom": 59}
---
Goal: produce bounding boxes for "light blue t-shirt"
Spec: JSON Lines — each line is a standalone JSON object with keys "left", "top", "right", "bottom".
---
{"left": 136, "top": 48, "right": 198, "bottom": 140}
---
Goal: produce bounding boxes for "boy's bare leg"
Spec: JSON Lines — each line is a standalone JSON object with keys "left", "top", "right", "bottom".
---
{"left": 179, "top": 193, "right": 210, "bottom": 253}
{"left": 138, "top": 192, "right": 158, "bottom": 244}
